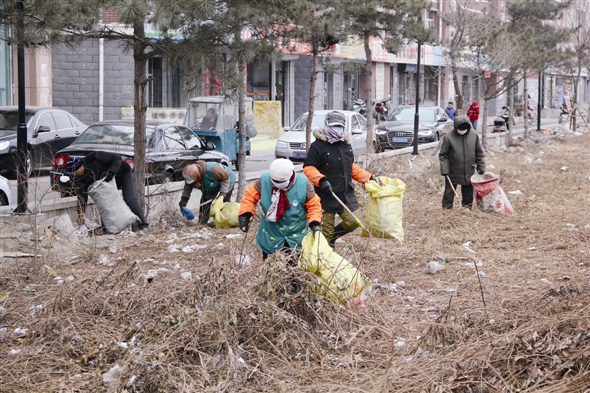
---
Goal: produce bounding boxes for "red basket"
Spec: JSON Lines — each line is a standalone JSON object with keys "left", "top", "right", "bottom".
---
{"left": 471, "top": 173, "right": 499, "bottom": 197}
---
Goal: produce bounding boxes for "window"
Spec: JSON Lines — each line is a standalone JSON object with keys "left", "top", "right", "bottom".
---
{"left": 37, "top": 112, "right": 57, "bottom": 131}
{"left": 148, "top": 57, "right": 163, "bottom": 107}
{"left": 425, "top": 10, "right": 436, "bottom": 29}
{"left": 164, "top": 127, "right": 186, "bottom": 150}
{"left": 52, "top": 111, "right": 74, "bottom": 130}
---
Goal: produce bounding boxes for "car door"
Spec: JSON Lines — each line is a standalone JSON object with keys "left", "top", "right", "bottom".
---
{"left": 51, "top": 110, "right": 82, "bottom": 154}
{"left": 30, "top": 111, "right": 58, "bottom": 170}
{"left": 350, "top": 114, "right": 367, "bottom": 155}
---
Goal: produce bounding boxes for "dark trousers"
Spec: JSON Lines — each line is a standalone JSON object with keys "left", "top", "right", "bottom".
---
{"left": 198, "top": 185, "right": 234, "bottom": 225}
{"left": 442, "top": 178, "right": 473, "bottom": 209}
{"left": 117, "top": 171, "right": 149, "bottom": 228}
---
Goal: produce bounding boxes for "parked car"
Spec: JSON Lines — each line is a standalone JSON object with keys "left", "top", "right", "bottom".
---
{"left": 374, "top": 105, "right": 453, "bottom": 152}
{"left": 275, "top": 110, "right": 367, "bottom": 161}
{"left": 0, "top": 174, "right": 12, "bottom": 206}
{"left": 50, "top": 120, "right": 230, "bottom": 196}
{"left": 0, "top": 106, "right": 86, "bottom": 177}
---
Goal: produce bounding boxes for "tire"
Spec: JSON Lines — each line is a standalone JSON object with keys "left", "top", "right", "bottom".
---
{"left": 162, "top": 171, "right": 173, "bottom": 184}
{"left": 0, "top": 192, "right": 8, "bottom": 206}
{"left": 233, "top": 160, "right": 240, "bottom": 171}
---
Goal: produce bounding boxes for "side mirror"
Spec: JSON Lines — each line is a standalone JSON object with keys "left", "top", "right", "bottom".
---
{"left": 283, "top": 126, "right": 290, "bottom": 132}
{"left": 34, "top": 125, "right": 51, "bottom": 137}
{"left": 438, "top": 118, "right": 448, "bottom": 123}
{"left": 205, "top": 141, "right": 216, "bottom": 151}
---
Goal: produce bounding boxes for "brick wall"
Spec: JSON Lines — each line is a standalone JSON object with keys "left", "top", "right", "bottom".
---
{"left": 293, "top": 56, "right": 325, "bottom": 119}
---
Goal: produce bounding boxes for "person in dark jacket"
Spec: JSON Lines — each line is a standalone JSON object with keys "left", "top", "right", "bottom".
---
{"left": 439, "top": 115, "right": 486, "bottom": 209}
{"left": 303, "top": 111, "right": 374, "bottom": 246}
{"left": 67, "top": 152, "right": 149, "bottom": 230}
{"left": 179, "top": 160, "right": 235, "bottom": 224}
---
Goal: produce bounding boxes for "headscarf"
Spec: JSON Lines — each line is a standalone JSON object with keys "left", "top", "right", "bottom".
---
{"left": 323, "top": 111, "right": 346, "bottom": 144}
{"left": 266, "top": 171, "right": 296, "bottom": 223}
{"left": 182, "top": 161, "right": 207, "bottom": 187}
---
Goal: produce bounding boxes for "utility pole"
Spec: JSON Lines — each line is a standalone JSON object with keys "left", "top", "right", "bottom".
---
{"left": 412, "top": 40, "right": 421, "bottom": 156}
{"left": 536, "top": 71, "right": 542, "bottom": 132}
{"left": 14, "top": 0, "right": 28, "bottom": 214}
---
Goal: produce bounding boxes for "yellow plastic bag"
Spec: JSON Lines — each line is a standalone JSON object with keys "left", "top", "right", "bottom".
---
{"left": 210, "top": 196, "right": 240, "bottom": 228}
{"left": 298, "top": 232, "right": 372, "bottom": 304}
{"left": 361, "top": 176, "right": 405, "bottom": 243}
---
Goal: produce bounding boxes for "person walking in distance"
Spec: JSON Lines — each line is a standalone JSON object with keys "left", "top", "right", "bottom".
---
{"left": 445, "top": 102, "right": 457, "bottom": 120}
{"left": 439, "top": 115, "right": 486, "bottom": 209}
{"left": 303, "top": 111, "right": 375, "bottom": 247}
{"left": 467, "top": 101, "right": 480, "bottom": 130}
{"left": 238, "top": 158, "right": 322, "bottom": 260}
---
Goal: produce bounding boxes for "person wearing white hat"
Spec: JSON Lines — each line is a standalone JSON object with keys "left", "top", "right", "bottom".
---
{"left": 238, "top": 158, "right": 322, "bottom": 259}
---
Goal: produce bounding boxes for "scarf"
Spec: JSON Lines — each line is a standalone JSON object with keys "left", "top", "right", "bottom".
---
{"left": 266, "top": 172, "right": 296, "bottom": 223}
{"left": 324, "top": 122, "right": 345, "bottom": 144}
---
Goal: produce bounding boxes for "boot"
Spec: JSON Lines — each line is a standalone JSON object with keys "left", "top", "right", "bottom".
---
{"left": 328, "top": 223, "right": 348, "bottom": 247}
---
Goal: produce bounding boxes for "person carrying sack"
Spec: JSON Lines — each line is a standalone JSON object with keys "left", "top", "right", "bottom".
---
{"left": 238, "top": 158, "right": 322, "bottom": 260}
{"left": 66, "top": 152, "right": 149, "bottom": 230}
{"left": 303, "top": 111, "right": 375, "bottom": 247}
{"left": 179, "top": 160, "right": 235, "bottom": 224}
{"left": 439, "top": 115, "right": 486, "bottom": 209}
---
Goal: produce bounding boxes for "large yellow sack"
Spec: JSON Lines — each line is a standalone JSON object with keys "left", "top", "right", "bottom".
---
{"left": 210, "top": 196, "right": 240, "bottom": 228}
{"left": 298, "top": 232, "right": 372, "bottom": 305}
{"left": 361, "top": 176, "right": 405, "bottom": 243}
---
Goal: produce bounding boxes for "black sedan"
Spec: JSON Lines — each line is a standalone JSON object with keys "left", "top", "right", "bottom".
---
{"left": 374, "top": 105, "right": 453, "bottom": 151}
{"left": 0, "top": 106, "right": 86, "bottom": 177}
{"left": 50, "top": 120, "right": 230, "bottom": 196}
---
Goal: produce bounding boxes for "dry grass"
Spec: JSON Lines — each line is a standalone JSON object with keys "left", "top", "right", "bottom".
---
{"left": 1, "top": 126, "right": 590, "bottom": 392}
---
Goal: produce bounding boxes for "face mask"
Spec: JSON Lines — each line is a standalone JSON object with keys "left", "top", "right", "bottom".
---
{"left": 183, "top": 174, "right": 195, "bottom": 184}
{"left": 271, "top": 178, "right": 290, "bottom": 189}
{"left": 457, "top": 129, "right": 468, "bottom": 135}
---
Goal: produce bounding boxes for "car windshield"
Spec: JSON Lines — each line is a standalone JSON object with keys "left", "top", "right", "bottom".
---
{"left": 75, "top": 124, "right": 156, "bottom": 145}
{"left": 290, "top": 114, "right": 327, "bottom": 132}
{"left": 388, "top": 108, "right": 436, "bottom": 122}
{"left": 0, "top": 110, "right": 36, "bottom": 131}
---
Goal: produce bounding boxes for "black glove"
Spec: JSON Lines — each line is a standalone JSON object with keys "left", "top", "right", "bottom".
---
{"left": 219, "top": 192, "right": 228, "bottom": 201}
{"left": 370, "top": 174, "right": 376, "bottom": 181}
{"left": 309, "top": 221, "right": 321, "bottom": 237}
{"left": 179, "top": 197, "right": 189, "bottom": 209}
{"left": 104, "top": 171, "right": 115, "bottom": 182}
{"left": 478, "top": 170, "right": 485, "bottom": 175}
{"left": 238, "top": 213, "right": 252, "bottom": 233}
{"left": 319, "top": 178, "right": 332, "bottom": 193}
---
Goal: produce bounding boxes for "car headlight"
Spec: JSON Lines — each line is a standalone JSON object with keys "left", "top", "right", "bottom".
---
{"left": 418, "top": 129, "right": 434, "bottom": 135}
{"left": 375, "top": 129, "right": 387, "bottom": 135}
{"left": 0, "top": 141, "right": 9, "bottom": 151}
{"left": 276, "top": 141, "right": 288, "bottom": 149}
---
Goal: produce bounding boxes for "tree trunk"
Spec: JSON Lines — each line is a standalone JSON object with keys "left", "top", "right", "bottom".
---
{"left": 572, "top": 66, "right": 581, "bottom": 131}
{"left": 481, "top": 98, "right": 489, "bottom": 150}
{"left": 452, "top": 64, "right": 464, "bottom": 114}
{"left": 133, "top": 22, "right": 148, "bottom": 216}
{"left": 237, "top": 65, "right": 247, "bottom": 199}
{"left": 363, "top": 31, "right": 374, "bottom": 156}
{"left": 305, "top": 41, "right": 319, "bottom": 153}
{"left": 508, "top": 80, "right": 515, "bottom": 144}
{"left": 522, "top": 70, "right": 530, "bottom": 139}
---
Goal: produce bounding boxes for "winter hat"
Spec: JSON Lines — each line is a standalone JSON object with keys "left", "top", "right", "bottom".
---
{"left": 66, "top": 157, "right": 83, "bottom": 173}
{"left": 325, "top": 111, "right": 346, "bottom": 127}
{"left": 269, "top": 158, "right": 294, "bottom": 182}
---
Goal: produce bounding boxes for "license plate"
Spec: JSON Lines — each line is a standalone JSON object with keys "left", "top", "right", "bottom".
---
{"left": 293, "top": 151, "right": 307, "bottom": 159}
{"left": 393, "top": 137, "right": 408, "bottom": 143}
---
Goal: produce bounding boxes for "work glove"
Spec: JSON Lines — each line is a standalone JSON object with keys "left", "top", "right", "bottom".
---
{"left": 238, "top": 212, "right": 252, "bottom": 233}
{"left": 218, "top": 192, "right": 228, "bottom": 201}
{"left": 179, "top": 197, "right": 189, "bottom": 209}
{"left": 180, "top": 207, "right": 195, "bottom": 221}
{"left": 478, "top": 170, "right": 485, "bottom": 175}
{"left": 309, "top": 221, "right": 322, "bottom": 237}
{"left": 319, "top": 178, "right": 332, "bottom": 194}
{"left": 104, "top": 171, "right": 115, "bottom": 182}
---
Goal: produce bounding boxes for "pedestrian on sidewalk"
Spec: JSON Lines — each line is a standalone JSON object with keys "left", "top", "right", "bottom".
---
{"left": 238, "top": 158, "right": 322, "bottom": 260}
{"left": 445, "top": 102, "right": 457, "bottom": 120}
{"left": 179, "top": 160, "right": 236, "bottom": 225}
{"left": 439, "top": 115, "right": 486, "bottom": 209}
{"left": 67, "top": 152, "right": 149, "bottom": 230}
{"left": 303, "top": 111, "right": 375, "bottom": 247}
{"left": 467, "top": 101, "right": 480, "bottom": 130}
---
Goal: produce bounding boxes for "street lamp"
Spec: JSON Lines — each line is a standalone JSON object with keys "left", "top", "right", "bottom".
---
{"left": 14, "top": 0, "right": 28, "bottom": 214}
{"left": 412, "top": 40, "right": 421, "bottom": 156}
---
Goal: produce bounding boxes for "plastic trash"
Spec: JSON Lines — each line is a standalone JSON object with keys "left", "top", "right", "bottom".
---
{"left": 471, "top": 172, "right": 515, "bottom": 216}
{"left": 89, "top": 179, "right": 139, "bottom": 234}
{"left": 181, "top": 207, "right": 195, "bottom": 221}
{"left": 235, "top": 254, "right": 251, "bottom": 267}
{"left": 361, "top": 176, "right": 405, "bottom": 242}
{"left": 210, "top": 196, "right": 240, "bottom": 228}
{"left": 180, "top": 272, "right": 192, "bottom": 280}
{"left": 426, "top": 261, "right": 446, "bottom": 274}
{"left": 103, "top": 363, "right": 127, "bottom": 388}
{"left": 536, "top": 158, "right": 543, "bottom": 164}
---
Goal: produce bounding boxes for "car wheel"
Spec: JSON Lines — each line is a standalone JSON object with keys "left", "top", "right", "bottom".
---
{"left": 0, "top": 191, "right": 8, "bottom": 206}
{"left": 162, "top": 171, "right": 173, "bottom": 184}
